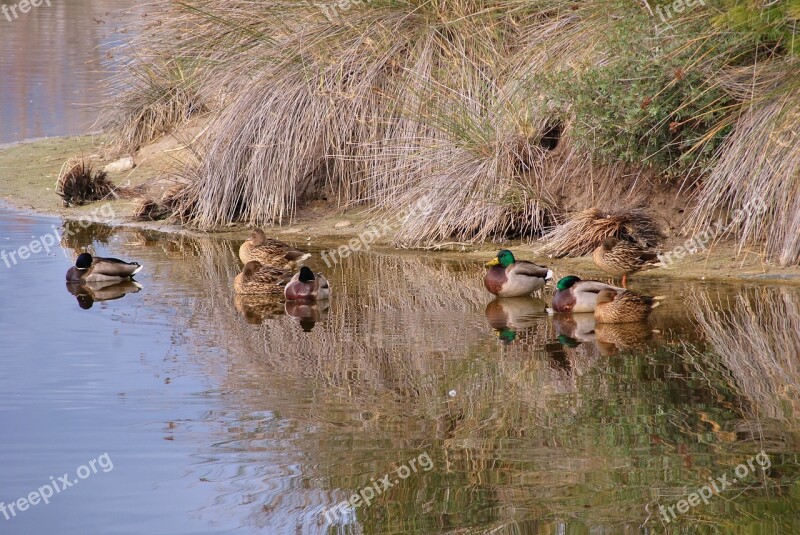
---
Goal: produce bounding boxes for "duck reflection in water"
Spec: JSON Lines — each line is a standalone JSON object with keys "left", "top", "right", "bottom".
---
{"left": 484, "top": 297, "right": 547, "bottom": 344}
{"left": 550, "top": 313, "right": 655, "bottom": 356}
{"left": 285, "top": 300, "right": 329, "bottom": 332}
{"left": 65, "top": 280, "right": 142, "bottom": 309}
{"left": 594, "top": 322, "right": 655, "bottom": 356}
{"left": 233, "top": 294, "right": 285, "bottom": 325}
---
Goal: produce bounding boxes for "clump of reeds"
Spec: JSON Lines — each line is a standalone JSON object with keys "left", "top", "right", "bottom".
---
{"left": 55, "top": 158, "right": 115, "bottom": 207}
{"left": 133, "top": 182, "right": 192, "bottom": 222}
{"left": 690, "top": 65, "right": 800, "bottom": 266}
{"left": 98, "top": 58, "right": 207, "bottom": 156}
{"left": 536, "top": 207, "right": 664, "bottom": 258}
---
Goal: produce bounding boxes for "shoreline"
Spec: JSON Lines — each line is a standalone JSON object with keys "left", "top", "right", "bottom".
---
{"left": 2, "top": 134, "right": 800, "bottom": 285}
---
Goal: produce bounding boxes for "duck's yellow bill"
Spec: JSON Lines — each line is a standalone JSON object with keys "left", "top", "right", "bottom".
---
{"left": 485, "top": 257, "right": 500, "bottom": 267}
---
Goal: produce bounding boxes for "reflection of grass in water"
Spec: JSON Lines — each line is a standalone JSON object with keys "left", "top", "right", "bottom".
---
{"left": 60, "top": 220, "right": 116, "bottom": 255}
{"left": 688, "top": 287, "right": 800, "bottom": 431}
{"left": 116, "top": 234, "right": 800, "bottom": 532}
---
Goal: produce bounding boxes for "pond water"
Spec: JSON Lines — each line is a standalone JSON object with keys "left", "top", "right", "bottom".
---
{"left": 1, "top": 206, "right": 799, "bottom": 534}
{"left": 0, "top": 0, "right": 143, "bottom": 143}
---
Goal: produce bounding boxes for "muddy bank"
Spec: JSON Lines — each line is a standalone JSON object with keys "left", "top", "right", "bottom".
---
{"left": 1, "top": 135, "right": 799, "bottom": 285}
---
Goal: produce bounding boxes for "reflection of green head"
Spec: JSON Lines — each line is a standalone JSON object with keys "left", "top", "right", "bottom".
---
{"left": 557, "top": 334, "right": 580, "bottom": 348}
{"left": 497, "top": 328, "right": 516, "bottom": 344}
{"left": 556, "top": 275, "right": 581, "bottom": 291}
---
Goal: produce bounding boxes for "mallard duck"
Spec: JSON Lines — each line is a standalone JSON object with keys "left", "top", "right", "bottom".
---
{"left": 484, "top": 250, "right": 553, "bottom": 298}
{"left": 550, "top": 275, "right": 623, "bottom": 313}
{"left": 66, "top": 253, "right": 142, "bottom": 283}
{"left": 592, "top": 236, "right": 660, "bottom": 286}
{"left": 594, "top": 289, "right": 663, "bottom": 323}
{"left": 234, "top": 261, "right": 292, "bottom": 295}
{"left": 284, "top": 266, "right": 330, "bottom": 301}
{"left": 239, "top": 229, "right": 310, "bottom": 269}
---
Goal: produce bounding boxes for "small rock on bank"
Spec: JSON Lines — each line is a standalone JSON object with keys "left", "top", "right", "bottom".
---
{"left": 104, "top": 156, "right": 135, "bottom": 173}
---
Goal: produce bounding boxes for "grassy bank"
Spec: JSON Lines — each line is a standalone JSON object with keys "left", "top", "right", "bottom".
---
{"left": 2, "top": 134, "right": 800, "bottom": 284}
{"left": 95, "top": 0, "right": 800, "bottom": 267}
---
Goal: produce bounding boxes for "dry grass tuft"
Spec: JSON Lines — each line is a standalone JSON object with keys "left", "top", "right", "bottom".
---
{"left": 536, "top": 207, "right": 664, "bottom": 258}
{"left": 55, "top": 158, "right": 115, "bottom": 207}
{"left": 133, "top": 182, "right": 193, "bottom": 222}
{"left": 691, "top": 66, "right": 800, "bottom": 266}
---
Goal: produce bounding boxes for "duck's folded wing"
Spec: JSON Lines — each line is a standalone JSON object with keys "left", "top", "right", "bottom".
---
{"left": 512, "top": 261, "right": 551, "bottom": 279}
{"left": 577, "top": 280, "right": 624, "bottom": 293}
{"left": 93, "top": 257, "right": 143, "bottom": 276}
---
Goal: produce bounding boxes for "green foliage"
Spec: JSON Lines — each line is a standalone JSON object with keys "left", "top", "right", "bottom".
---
{"left": 713, "top": 0, "right": 800, "bottom": 56}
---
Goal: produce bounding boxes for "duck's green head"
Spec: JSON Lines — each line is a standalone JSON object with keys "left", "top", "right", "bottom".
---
{"left": 76, "top": 253, "right": 93, "bottom": 270}
{"left": 485, "top": 249, "right": 515, "bottom": 268}
{"left": 556, "top": 275, "right": 581, "bottom": 291}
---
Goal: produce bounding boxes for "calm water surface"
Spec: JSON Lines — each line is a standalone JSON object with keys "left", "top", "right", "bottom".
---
{"left": 1, "top": 207, "right": 800, "bottom": 534}
{"left": 0, "top": 0, "right": 143, "bottom": 143}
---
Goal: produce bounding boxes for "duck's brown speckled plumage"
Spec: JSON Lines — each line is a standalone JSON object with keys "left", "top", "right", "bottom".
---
{"left": 594, "top": 289, "right": 662, "bottom": 323}
{"left": 239, "top": 229, "right": 310, "bottom": 269}
{"left": 593, "top": 236, "right": 660, "bottom": 277}
{"left": 234, "top": 261, "right": 292, "bottom": 295}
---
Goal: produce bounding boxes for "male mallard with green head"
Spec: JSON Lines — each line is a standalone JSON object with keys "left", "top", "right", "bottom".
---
{"left": 594, "top": 289, "right": 664, "bottom": 323}
{"left": 66, "top": 252, "right": 142, "bottom": 283}
{"left": 551, "top": 275, "right": 623, "bottom": 313}
{"left": 284, "top": 266, "right": 330, "bottom": 301}
{"left": 592, "top": 236, "right": 660, "bottom": 286}
{"left": 239, "top": 229, "right": 311, "bottom": 269}
{"left": 234, "top": 261, "right": 292, "bottom": 295}
{"left": 484, "top": 250, "right": 553, "bottom": 298}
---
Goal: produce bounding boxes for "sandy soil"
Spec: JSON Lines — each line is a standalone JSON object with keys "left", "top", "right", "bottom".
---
{"left": 1, "top": 134, "right": 799, "bottom": 285}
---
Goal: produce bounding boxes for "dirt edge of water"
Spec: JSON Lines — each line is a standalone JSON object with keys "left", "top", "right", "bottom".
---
{"left": 1, "top": 134, "right": 799, "bottom": 285}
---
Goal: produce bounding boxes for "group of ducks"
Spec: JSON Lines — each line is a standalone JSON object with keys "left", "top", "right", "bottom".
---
{"left": 483, "top": 236, "right": 663, "bottom": 323}
{"left": 66, "top": 229, "right": 660, "bottom": 324}
{"left": 66, "top": 229, "right": 330, "bottom": 303}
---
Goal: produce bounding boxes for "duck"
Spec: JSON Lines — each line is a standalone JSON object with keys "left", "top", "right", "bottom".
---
{"left": 284, "top": 266, "right": 330, "bottom": 301}
{"left": 66, "top": 252, "right": 142, "bottom": 283}
{"left": 234, "top": 261, "right": 292, "bottom": 295}
{"left": 550, "top": 275, "right": 624, "bottom": 313}
{"left": 592, "top": 236, "right": 660, "bottom": 286}
{"left": 238, "top": 229, "right": 310, "bottom": 269}
{"left": 594, "top": 289, "right": 663, "bottom": 323}
{"left": 484, "top": 250, "right": 553, "bottom": 298}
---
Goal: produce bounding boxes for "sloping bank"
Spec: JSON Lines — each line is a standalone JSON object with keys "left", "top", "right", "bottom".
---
{"left": 1, "top": 134, "right": 799, "bottom": 284}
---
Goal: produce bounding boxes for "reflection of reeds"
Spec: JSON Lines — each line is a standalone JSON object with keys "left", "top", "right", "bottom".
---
{"left": 87, "top": 227, "right": 799, "bottom": 531}
{"left": 688, "top": 287, "right": 800, "bottom": 427}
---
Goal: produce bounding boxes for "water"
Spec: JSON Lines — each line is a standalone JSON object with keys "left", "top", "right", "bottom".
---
{"left": 0, "top": 1, "right": 143, "bottom": 143}
{"left": 1, "top": 207, "right": 799, "bottom": 534}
